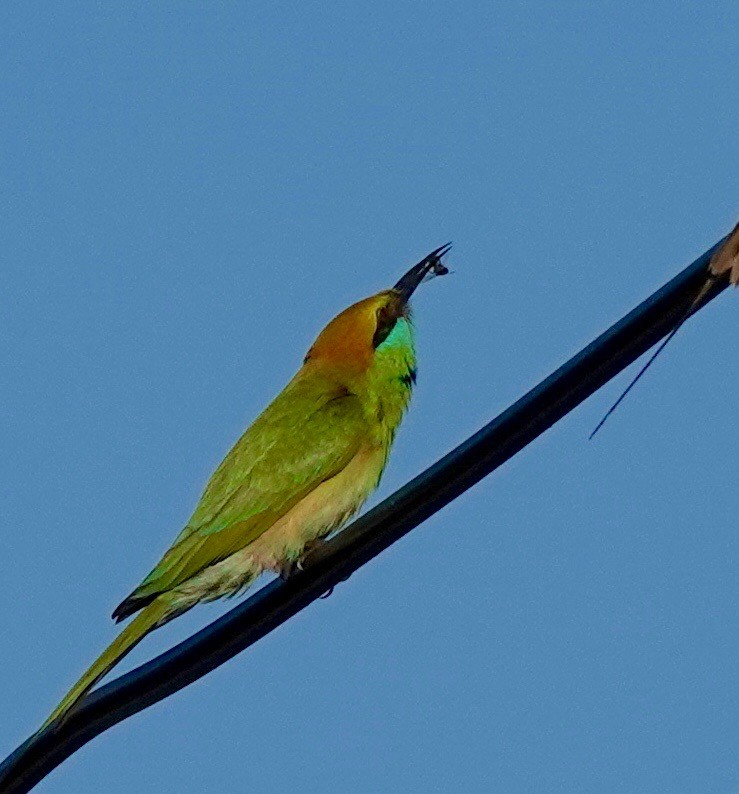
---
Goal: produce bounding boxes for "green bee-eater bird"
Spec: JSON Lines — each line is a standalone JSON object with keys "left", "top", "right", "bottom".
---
{"left": 42, "top": 244, "right": 450, "bottom": 728}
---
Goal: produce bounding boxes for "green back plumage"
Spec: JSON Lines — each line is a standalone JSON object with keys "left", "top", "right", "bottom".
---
{"left": 117, "top": 377, "right": 368, "bottom": 612}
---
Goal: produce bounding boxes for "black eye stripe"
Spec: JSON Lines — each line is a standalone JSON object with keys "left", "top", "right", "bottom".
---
{"left": 372, "top": 304, "right": 398, "bottom": 348}
{"left": 372, "top": 316, "right": 397, "bottom": 348}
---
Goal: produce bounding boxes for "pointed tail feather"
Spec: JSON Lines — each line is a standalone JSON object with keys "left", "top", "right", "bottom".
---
{"left": 41, "top": 596, "right": 172, "bottom": 730}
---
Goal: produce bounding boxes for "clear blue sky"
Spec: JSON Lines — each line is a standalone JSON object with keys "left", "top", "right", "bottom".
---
{"left": 2, "top": 2, "right": 737, "bottom": 792}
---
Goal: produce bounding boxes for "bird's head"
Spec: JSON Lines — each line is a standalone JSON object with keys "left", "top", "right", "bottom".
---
{"left": 305, "top": 244, "right": 451, "bottom": 370}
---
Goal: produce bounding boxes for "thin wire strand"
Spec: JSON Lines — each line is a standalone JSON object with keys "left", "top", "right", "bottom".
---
{"left": 588, "top": 278, "right": 713, "bottom": 439}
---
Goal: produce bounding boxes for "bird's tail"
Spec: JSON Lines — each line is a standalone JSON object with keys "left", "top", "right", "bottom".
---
{"left": 41, "top": 595, "right": 172, "bottom": 730}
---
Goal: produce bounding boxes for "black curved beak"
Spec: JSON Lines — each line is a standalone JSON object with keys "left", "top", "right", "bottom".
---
{"left": 393, "top": 242, "right": 452, "bottom": 302}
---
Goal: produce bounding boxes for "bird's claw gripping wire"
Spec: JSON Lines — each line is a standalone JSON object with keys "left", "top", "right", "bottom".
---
{"left": 279, "top": 538, "right": 351, "bottom": 597}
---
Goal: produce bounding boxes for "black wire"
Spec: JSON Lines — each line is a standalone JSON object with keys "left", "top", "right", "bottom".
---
{"left": 0, "top": 238, "right": 727, "bottom": 794}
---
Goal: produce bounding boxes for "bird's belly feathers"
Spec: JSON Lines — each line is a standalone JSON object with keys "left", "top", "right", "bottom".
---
{"left": 246, "top": 443, "right": 387, "bottom": 570}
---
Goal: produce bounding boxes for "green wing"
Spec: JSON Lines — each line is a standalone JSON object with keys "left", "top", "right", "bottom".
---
{"left": 123, "top": 377, "right": 366, "bottom": 608}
